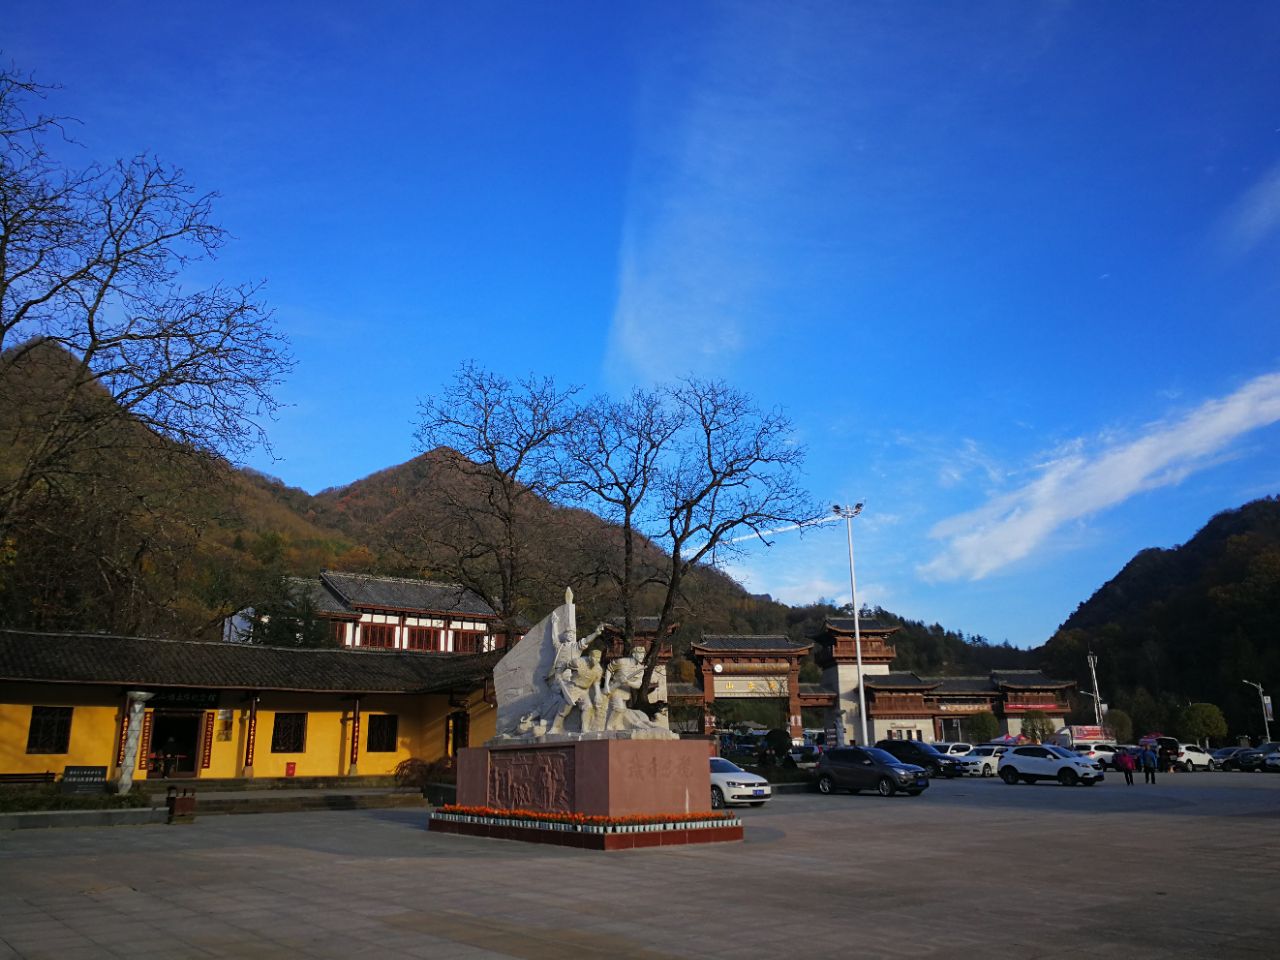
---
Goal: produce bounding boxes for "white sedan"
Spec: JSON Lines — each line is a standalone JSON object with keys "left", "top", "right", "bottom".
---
{"left": 710, "top": 757, "right": 772, "bottom": 808}
{"left": 956, "top": 745, "right": 1006, "bottom": 777}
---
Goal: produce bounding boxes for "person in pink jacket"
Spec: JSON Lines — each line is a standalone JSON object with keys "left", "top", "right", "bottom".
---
{"left": 1116, "top": 748, "right": 1135, "bottom": 785}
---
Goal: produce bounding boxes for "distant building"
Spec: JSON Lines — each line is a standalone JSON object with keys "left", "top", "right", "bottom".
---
{"left": 668, "top": 617, "right": 1073, "bottom": 744}
{"left": 223, "top": 571, "right": 502, "bottom": 653}
{"left": 814, "top": 617, "right": 1072, "bottom": 742}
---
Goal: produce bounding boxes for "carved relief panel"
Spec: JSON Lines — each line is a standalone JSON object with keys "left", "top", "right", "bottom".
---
{"left": 488, "top": 748, "right": 575, "bottom": 813}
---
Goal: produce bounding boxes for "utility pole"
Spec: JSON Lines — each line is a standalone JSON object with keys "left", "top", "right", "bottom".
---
{"left": 1086, "top": 651, "right": 1103, "bottom": 727}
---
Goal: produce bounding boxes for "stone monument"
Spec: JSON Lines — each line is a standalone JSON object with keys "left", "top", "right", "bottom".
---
{"left": 456, "top": 589, "right": 712, "bottom": 818}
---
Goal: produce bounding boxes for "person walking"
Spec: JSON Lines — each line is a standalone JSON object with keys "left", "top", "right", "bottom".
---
{"left": 1141, "top": 744, "right": 1158, "bottom": 784}
{"left": 1117, "top": 748, "right": 1135, "bottom": 786}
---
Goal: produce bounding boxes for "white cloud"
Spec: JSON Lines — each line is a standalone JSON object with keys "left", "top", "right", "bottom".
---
{"left": 604, "top": 8, "right": 849, "bottom": 380}
{"left": 1218, "top": 160, "right": 1280, "bottom": 257}
{"left": 920, "top": 370, "right": 1280, "bottom": 581}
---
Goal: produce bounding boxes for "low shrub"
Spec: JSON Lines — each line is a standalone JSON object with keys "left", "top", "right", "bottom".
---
{"left": 0, "top": 787, "right": 152, "bottom": 813}
{"left": 394, "top": 756, "right": 456, "bottom": 788}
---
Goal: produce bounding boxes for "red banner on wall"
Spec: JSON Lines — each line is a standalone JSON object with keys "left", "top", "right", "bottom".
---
{"left": 201, "top": 711, "right": 215, "bottom": 769}
{"left": 138, "top": 712, "right": 153, "bottom": 770}
{"left": 117, "top": 712, "right": 130, "bottom": 766}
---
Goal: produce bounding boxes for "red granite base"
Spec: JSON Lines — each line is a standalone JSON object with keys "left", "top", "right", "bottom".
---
{"left": 428, "top": 816, "right": 743, "bottom": 850}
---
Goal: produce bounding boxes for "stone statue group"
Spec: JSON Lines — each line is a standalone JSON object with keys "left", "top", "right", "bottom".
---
{"left": 522, "top": 624, "right": 665, "bottom": 736}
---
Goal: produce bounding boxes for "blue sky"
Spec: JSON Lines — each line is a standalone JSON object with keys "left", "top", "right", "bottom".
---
{"left": 11, "top": 2, "right": 1280, "bottom": 646}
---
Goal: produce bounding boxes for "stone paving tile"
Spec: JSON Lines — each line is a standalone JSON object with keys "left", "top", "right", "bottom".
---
{"left": 3, "top": 777, "right": 1279, "bottom": 958}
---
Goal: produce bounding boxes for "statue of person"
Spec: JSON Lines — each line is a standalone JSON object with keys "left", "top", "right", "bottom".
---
{"left": 548, "top": 648, "right": 605, "bottom": 734}
{"left": 540, "top": 623, "right": 603, "bottom": 729}
{"left": 604, "top": 645, "right": 649, "bottom": 731}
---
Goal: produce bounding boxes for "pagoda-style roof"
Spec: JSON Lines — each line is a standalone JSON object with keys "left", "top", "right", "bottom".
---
{"left": 0, "top": 629, "right": 499, "bottom": 695}
{"left": 318, "top": 571, "right": 496, "bottom": 619}
{"left": 692, "top": 635, "right": 812, "bottom": 654}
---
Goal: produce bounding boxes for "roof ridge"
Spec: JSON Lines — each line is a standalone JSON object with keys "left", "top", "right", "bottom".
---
{"left": 0, "top": 628, "right": 489, "bottom": 657}
{"left": 322, "top": 570, "right": 466, "bottom": 589}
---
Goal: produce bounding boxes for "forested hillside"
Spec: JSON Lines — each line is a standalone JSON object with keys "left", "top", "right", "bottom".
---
{"left": 5, "top": 342, "right": 1275, "bottom": 735}
{"left": 1040, "top": 498, "right": 1280, "bottom": 739}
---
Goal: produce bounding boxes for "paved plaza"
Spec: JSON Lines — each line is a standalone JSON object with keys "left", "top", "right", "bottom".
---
{"left": 1, "top": 773, "right": 1277, "bottom": 959}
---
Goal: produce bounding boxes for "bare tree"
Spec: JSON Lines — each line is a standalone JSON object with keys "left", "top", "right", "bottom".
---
{"left": 563, "top": 379, "right": 816, "bottom": 712}
{"left": 412, "top": 362, "right": 580, "bottom": 631}
{"left": 0, "top": 68, "right": 291, "bottom": 541}
{"left": 559, "top": 388, "right": 680, "bottom": 641}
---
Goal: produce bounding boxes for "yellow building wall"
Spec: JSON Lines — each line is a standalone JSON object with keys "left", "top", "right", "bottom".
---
{"left": 1, "top": 682, "right": 497, "bottom": 781}
{"left": 0, "top": 683, "right": 125, "bottom": 776}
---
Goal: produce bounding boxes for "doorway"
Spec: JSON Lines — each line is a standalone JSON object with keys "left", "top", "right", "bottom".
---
{"left": 148, "top": 712, "right": 203, "bottom": 778}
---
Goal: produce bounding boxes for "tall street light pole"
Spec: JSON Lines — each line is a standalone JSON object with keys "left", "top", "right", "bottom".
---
{"left": 1242, "top": 679, "right": 1271, "bottom": 743}
{"left": 834, "top": 503, "right": 868, "bottom": 746}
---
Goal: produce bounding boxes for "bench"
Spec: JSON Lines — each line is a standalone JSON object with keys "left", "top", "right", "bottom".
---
{"left": 0, "top": 772, "right": 57, "bottom": 785}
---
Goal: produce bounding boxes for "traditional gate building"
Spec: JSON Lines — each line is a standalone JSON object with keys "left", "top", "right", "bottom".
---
{"left": 675, "top": 617, "right": 1073, "bottom": 744}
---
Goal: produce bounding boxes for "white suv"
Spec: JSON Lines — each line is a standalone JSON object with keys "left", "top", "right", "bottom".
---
{"left": 1074, "top": 742, "right": 1118, "bottom": 770}
{"left": 999, "top": 745, "right": 1104, "bottom": 786}
{"left": 1175, "top": 744, "right": 1215, "bottom": 771}
{"left": 957, "top": 744, "right": 1006, "bottom": 777}
{"left": 930, "top": 742, "right": 974, "bottom": 756}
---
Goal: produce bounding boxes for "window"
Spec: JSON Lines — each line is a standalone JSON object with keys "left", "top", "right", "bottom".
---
{"left": 367, "top": 715, "right": 398, "bottom": 752}
{"left": 331, "top": 621, "right": 349, "bottom": 645}
{"left": 26, "top": 706, "right": 73, "bottom": 754}
{"left": 271, "top": 713, "right": 307, "bottom": 753}
{"left": 403, "top": 626, "right": 440, "bottom": 651}
{"left": 453, "top": 630, "right": 486, "bottom": 654}
{"left": 361, "top": 623, "right": 396, "bottom": 648}
{"left": 445, "top": 711, "right": 469, "bottom": 757}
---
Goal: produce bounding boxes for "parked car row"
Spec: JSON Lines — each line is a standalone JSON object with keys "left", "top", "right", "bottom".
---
{"left": 712, "top": 736, "right": 1280, "bottom": 808}
{"left": 1214, "top": 742, "right": 1280, "bottom": 772}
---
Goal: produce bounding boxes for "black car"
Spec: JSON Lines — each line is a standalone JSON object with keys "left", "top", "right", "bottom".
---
{"left": 815, "top": 746, "right": 929, "bottom": 797}
{"left": 1211, "top": 746, "right": 1247, "bottom": 770}
{"left": 1230, "top": 748, "right": 1266, "bottom": 772}
{"left": 874, "top": 739, "right": 962, "bottom": 778}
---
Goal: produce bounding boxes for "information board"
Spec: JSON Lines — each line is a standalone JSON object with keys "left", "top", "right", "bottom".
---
{"left": 60, "top": 765, "right": 109, "bottom": 795}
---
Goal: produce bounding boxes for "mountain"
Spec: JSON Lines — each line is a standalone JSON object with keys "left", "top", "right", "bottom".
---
{"left": 1039, "top": 497, "right": 1280, "bottom": 738}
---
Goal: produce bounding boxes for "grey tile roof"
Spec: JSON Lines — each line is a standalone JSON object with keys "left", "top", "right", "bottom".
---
{"left": 693, "top": 635, "right": 812, "bottom": 652}
{"left": 285, "top": 577, "right": 355, "bottom": 617}
{"left": 823, "top": 617, "right": 898, "bottom": 634}
{"left": 993, "top": 671, "right": 1074, "bottom": 689}
{"left": 863, "top": 672, "right": 939, "bottom": 690}
{"left": 798, "top": 683, "right": 835, "bottom": 697}
{"left": 665, "top": 682, "right": 701, "bottom": 698}
{"left": 932, "top": 676, "right": 999, "bottom": 694}
{"left": 319, "top": 571, "right": 496, "bottom": 618}
{"left": 0, "top": 630, "right": 499, "bottom": 695}
{"left": 607, "top": 616, "right": 663, "bottom": 634}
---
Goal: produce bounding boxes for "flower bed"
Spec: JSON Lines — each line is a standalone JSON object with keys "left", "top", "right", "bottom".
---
{"left": 428, "top": 805, "right": 744, "bottom": 849}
